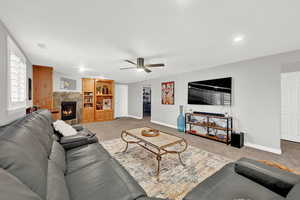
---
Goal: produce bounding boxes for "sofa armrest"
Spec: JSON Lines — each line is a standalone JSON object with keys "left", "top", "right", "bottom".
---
{"left": 60, "top": 135, "right": 89, "bottom": 150}
{"left": 235, "top": 158, "right": 300, "bottom": 197}
{"left": 60, "top": 135, "right": 88, "bottom": 144}
{"left": 72, "top": 124, "right": 84, "bottom": 132}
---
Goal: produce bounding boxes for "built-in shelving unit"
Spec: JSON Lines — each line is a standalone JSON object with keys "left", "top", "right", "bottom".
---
{"left": 82, "top": 78, "right": 95, "bottom": 123}
{"left": 82, "top": 78, "right": 114, "bottom": 123}
{"left": 185, "top": 113, "right": 233, "bottom": 145}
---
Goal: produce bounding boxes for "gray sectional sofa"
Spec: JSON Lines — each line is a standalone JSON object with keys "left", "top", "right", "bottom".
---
{"left": 0, "top": 110, "right": 163, "bottom": 200}
{"left": 0, "top": 109, "right": 299, "bottom": 200}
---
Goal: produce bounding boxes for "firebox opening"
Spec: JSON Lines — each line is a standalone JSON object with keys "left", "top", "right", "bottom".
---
{"left": 61, "top": 101, "right": 76, "bottom": 121}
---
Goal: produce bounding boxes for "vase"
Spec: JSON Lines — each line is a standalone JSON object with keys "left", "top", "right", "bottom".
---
{"left": 177, "top": 105, "right": 185, "bottom": 132}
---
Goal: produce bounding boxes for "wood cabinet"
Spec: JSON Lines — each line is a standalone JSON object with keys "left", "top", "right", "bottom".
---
{"left": 82, "top": 79, "right": 95, "bottom": 123}
{"left": 32, "top": 65, "right": 53, "bottom": 110}
{"left": 83, "top": 78, "right": 94, "bottom": 92}
{"left": 82, "top": 78, "right": 114, "bottom": 123}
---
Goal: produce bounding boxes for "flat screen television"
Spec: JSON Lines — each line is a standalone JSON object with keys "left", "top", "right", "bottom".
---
{"left": 188, "top": 77, "right": 232, "bottom": 105}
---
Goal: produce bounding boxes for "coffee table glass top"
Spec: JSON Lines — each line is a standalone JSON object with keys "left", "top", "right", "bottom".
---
{"left": 124, "top": 127, "right": 184, "bottom": 149}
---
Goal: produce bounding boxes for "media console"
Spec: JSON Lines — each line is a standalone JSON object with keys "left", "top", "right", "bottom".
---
{"left": 185, "top": 112, "right": 233, "bottom": 145}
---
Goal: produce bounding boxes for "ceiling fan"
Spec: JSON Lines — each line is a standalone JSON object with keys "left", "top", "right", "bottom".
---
{"left": 120, "top": 57, "right": 165, "bottom": 73}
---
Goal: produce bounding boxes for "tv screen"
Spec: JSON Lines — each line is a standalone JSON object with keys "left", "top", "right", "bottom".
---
{"left": 188, "top": 77, "right": 232, "bottom": 105}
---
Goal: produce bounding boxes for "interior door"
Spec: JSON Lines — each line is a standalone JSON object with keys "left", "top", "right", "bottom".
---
{"left": 281, "top": 72, "right": 300, "bottom": 142}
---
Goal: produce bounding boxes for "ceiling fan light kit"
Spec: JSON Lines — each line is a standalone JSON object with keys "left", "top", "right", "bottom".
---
{"left": 120, "top": 57, "right": 165, "bottom": 73}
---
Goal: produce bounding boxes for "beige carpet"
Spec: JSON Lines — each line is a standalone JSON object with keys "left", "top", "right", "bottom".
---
{"left": 101, "top": 138, "right": 232, "bottom": 200}
{"left": 83, "top": 117, "right": 300, "bottom": 172}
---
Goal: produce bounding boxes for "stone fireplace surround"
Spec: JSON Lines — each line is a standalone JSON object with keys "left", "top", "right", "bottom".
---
{"left": 53, "top": 92, "right": 83, "bottom": 124}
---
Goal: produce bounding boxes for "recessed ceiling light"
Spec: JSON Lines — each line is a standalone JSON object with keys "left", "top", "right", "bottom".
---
{"left": 79, "top": 67, "right": 86, "bottom": 72}
{"left": 232, "top": 34, "right": 245, "bottom": 44}
{"left": 37, "top": 43, "right": 47, "bottom": 49}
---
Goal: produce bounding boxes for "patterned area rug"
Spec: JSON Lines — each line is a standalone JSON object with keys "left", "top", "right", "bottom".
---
{"left": 101, "top": 138, "right": 232, "bottom": 200}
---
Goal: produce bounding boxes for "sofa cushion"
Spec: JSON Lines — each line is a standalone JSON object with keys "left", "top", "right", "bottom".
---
{"left": 50, "top": 141, "right": 66, "bottom": 173}
{"left": 235, "top": 158, "right": 300, "bottom": 197}
{"left": 26, "top": 110, "right": 54, "bottom": 155}
{"left": 287, "top": 183, "right": 300, "bottom": 200}
{"left": 184, "top": 163, "right": 284, "bottom": 200}
{"left": 66, "top": 158, "right": 146, "bottom": 200}
{"left": 0, "top": 129, "right": 48, "bottom": 199}
{"left": 0, "top": 168, "right": 42, "bottom": 200}
{"left": 47, "top": 160, "right": 70, "bottom": 200}
{"left": 66, "top": 143, "right": 111, "bottom": 174}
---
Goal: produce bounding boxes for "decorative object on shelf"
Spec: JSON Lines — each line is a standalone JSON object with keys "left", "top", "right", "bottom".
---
{"left": 141, "top": 129, "right": 160, "bottom": 137}
{"left": 60, "top": 77, "right": 76, "bottom": 90}
{"left": 185, "top": 112, "right": 233, "bottom": 145}
{"left": 177, "top": 105, "right": 185, "bottom": 132}
{"left": 161, "top": 81, "right": 175, "bottom": 105}
{"left": 96, "top": 86, "right": 102, "bottom": 95}
{"left": 102, "top": 86, "right": 109, "bottom": 94}
{"left": 216, "top": 134, "right": 226, "bottom": 140}
{"left": 96, "top": 103, "right": 103, "bottom": 110}
{"left": 103, "top": 99, "right": 112, "bottom": 110}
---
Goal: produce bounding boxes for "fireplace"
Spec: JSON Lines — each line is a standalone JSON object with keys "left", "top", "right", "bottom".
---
{"left": 61, "top": 101, "right": 76, "bottom": 121}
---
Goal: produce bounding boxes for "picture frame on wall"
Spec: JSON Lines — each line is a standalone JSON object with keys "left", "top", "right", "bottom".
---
{"left": 161, "top": 81, "right": 175, "bottom": 105}
{"left": 60, "top": 77, "right": 77, "bottom": 90}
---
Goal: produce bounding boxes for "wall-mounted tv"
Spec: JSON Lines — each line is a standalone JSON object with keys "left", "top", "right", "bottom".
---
{"left": 188, "top": 77, "right": 232, "bottom": 105}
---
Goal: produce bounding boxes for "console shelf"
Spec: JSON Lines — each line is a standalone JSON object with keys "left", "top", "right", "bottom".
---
{"left": 185, "top": 113, "right": 233, "bottom": 145}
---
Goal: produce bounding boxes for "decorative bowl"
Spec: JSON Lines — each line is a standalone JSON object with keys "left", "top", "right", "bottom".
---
{"left": 141, "top": 129, "right": 160, "bottom": 137}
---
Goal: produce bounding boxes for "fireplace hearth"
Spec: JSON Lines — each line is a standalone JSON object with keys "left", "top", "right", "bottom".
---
{"left": 61, "top": 101, "right": 76, "bottom": 121}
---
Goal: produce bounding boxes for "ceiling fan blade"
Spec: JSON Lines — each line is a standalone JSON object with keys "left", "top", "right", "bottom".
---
{"left": 120, "top": 66, "right": 137, "bottom": 70}
{"left": 124, "top": 59, "right": 136, "bottom": 65}
{"left": 143, "top": 67, "right": 152, "bottom": 73}
{"left": 145, "top": 63, "right": 165, "bottom": 68}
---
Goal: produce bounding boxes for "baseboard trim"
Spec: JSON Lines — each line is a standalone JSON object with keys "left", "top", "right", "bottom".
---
{"left": 127, "top": 115, "right": 143, "bottom": 120}
{"left": 245, "top": 142, "right": 282, "bottom": 155}
{"left": 150, "top": 120, "right": 177, "bottom": 129}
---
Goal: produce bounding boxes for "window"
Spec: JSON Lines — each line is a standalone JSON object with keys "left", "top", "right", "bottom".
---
{"left": 7, "top": 37, "right": 27, "bottom": 110}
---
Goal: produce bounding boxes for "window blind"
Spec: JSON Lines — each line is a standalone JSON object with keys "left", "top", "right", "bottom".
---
{"left": 7, "top": 37, "right": 27, "bottom": 109}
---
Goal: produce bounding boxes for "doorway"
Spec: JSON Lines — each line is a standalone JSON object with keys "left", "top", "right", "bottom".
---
{"left": 281, "top": 71, "right": 300, "bottom": 143}
{"left": 143, "top": 87, "right": 151, "bottom": 120}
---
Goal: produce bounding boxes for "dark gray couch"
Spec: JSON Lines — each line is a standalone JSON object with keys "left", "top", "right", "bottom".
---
{"left": 1, "top": 109, "right": 299, "bottom": 200}
{"left": 0, "top": 110, "right": 163, "bottom": 200}
{"left": 184, "top": 158, "right": 300, "bottom": 200}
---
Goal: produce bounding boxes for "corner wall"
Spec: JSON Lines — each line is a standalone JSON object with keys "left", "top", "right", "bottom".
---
{"left": 0, "top": 20, "right": 32, "bottom": 125}
{"left": 128, "top": 50, "right": 300, "bottom": 154}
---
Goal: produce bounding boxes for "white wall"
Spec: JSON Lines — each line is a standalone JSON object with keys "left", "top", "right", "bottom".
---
{"left": 128, "top": 50, "right": 300, "bottom": 154}
{"left": 53, "top": 71, "right": 82, "bottom": 92}
{"left": 115, "top": 84, "right": 128, "bottom": 118}
{"left": 128, "top": 82, "right": 143, "bottom": 119}
{"left": 0, "top": 20, "right": 32, "bottom": 126}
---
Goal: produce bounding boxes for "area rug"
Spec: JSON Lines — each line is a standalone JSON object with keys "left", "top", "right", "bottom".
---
{"left": 101, "top": 138, "right": 232, "bottom": 200}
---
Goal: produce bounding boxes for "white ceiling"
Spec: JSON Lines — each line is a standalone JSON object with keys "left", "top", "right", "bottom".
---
{"left": 1, "top": 0, "right": 300, "bottom": 83}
